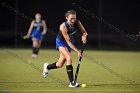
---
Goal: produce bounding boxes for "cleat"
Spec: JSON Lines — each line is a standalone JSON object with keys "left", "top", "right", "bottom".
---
{"left": 32, "top": 54, "right": 38, "bottom": 58}
{"left": 42, "top": 63, "right": 49, "bottom": 78}
{"left": 69, "top": 81, "right": 79, "bottom": 87}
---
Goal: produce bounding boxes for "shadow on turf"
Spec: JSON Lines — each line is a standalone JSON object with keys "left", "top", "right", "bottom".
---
{"left": 2, "top": 49, "right": 139, "bottom": 89}
{"left": 84, "top": 54, "right": 138, "bottom": 85}
{"left": 4, "top": 49, "right": 68, "bottom": 86}
{"left": 0, "top": 92, "right": 11, "bottom": 93}
{"left": 88, "top": 84, "right": 140, "bottom": 86}
{"left": 0, "top": 81, "right": 63, "bottom": 83}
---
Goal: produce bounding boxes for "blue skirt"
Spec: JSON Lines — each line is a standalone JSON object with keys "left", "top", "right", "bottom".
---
{"left": 56, "top": 36, "right": 74, "bottom": 52}
{"left": 32, "top": 30, "right": 43, "bottom": 40}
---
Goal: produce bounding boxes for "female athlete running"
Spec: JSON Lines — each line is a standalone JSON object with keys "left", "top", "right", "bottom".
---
{"left": 26, "top": 13, "right": 47, "bottom": 58}
{"left": 43, "top": 10, "right": 87, "bottom": 87}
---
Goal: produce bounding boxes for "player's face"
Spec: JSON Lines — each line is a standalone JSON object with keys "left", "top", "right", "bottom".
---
{"left": 66, "top": 14, "right": 76, "bottom": 26}
{"left": 35, "top": 14, "right": 41, "bottom": 20}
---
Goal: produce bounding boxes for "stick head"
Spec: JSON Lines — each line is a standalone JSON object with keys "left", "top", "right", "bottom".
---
{"left": 136, "top": 34, "right": 140, "bottom": 37}
{"left": 22, "top": 35, "right": 30, "bottom": 39}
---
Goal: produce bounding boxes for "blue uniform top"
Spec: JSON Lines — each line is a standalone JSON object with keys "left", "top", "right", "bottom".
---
{"left": 56, "top": 20, "right": 79, "bottom": 52}
{"left": 32, "top": 20, "right": 44, "bottom": 40}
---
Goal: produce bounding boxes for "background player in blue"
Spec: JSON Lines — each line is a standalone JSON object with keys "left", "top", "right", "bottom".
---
{"left": 26, "top": 13, "right": 47, "bottom": 58}
{"left": 43, "top": 10, "right": 87, "bottom": 87}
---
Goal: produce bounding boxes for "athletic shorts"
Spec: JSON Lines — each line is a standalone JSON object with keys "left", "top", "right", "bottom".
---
{"left": 56, "top": 36, "right": 74, "bottom": 52}
{"left": 32, "top": 30, "right": 43, "bottom": 40}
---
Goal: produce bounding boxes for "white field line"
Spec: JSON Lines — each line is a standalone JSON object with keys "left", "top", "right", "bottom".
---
{"left": 0, "top": 90, "right": 140, "bottom": 92}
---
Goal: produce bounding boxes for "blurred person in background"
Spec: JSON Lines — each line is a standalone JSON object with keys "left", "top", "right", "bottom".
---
{"left": 25, "top": 13, "right": 47, "bottom": 58}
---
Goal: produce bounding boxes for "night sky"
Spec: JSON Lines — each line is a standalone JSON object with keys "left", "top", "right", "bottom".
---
{"left": 0, "top": 0, "right": 140, "bottom": 50}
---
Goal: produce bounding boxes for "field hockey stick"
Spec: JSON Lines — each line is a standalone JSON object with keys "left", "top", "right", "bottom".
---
{"left": 74, "top": 43, "right": 85, "bottom": 84}
{"left": 136, "top": 34, "right": 140, "bottom": 37}
{"left": 21, "top": 35, "right": 31, "bottom": 39}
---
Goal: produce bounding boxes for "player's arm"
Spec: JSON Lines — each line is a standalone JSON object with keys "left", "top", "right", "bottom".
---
{"left": 60, "top": 23, "right": 81, "bottom": 54}
{"left": 76, "top": 20, "right": 88, "bottom": 44}
{"left": 42, "top": 20, "right": 47, "bottom": 35}
{"left": 27, "top": 20, "right": 34, "bottom": 37}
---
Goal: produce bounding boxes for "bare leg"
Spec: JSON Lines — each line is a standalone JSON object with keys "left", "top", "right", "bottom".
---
{"left": 56, "top": 53, "right": 66, "bottom": 68}
{"left": 32, "top": 38, "right": 40, "bottom": 57}
{"left": 58, "top": 47, "right": 72, "bottom": 65}
{"left": 58, "top": 47, "right": 74, "bottom": 83}
{"left": 47, "top": 48, "right": 66, "bottom": 69}
{"left": 32, "top": 38, "right": 39, "bottom": 48}
{"left": 43, "top": 47, "right": 76, "bottom": 86}
{"left": 38, "top": 40, "right": 42, "bottom": 48}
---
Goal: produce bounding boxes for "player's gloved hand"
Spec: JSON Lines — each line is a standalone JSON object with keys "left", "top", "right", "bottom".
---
{"left": 77, "top": 50, "right": 82, "bottom": 59}
{"left": 42, "top": 31, "right": 46, "bottom": 35}
{"left": 82, "top": 36, "right": 87, "bottom": 44}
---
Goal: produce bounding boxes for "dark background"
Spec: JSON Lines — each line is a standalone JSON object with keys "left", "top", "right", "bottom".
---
{"left": 0, "top": 0, "right": 140, "bottom": 50}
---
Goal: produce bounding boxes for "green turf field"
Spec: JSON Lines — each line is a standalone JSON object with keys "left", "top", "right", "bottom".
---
{"left": 0, "top": 49, "right": 140, "bottom": 93}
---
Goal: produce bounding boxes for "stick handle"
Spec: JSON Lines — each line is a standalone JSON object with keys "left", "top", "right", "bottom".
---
{"left": 74, "top": 43, "right": 86, "bottom": 84}
{"left": 79, "top": 43, "right": 85, "bottom": 61}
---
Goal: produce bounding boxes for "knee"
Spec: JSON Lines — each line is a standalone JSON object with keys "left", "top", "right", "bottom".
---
{"left": 56, "top": 63, "right": 64, "bottom": 68}
{"left": 37, "top": 45, "right": 40, "bottom": 48}
{"left": 65, "top": 56, "right": 72, "bottom": 64}
{"left": 38, "top": 43, "right": 41, "bottom": 48}
{"left": 33, "top": 42, "right": 40, "bottom": 48}
{"left": 33, "top": 42, "right": 37, "bottom": 47}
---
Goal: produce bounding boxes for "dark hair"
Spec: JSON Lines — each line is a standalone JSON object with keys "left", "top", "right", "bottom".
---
{"left": 35, "top": 13, "right": 41, "bottom": 16}
{"left": 65, "top": 10, "right": 76, "bottom": 17}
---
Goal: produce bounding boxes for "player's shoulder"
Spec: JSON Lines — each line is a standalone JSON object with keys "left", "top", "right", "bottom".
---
{"left": 75, "top": 20, "right": 83, "bottom": 27}
{"left": 76, "top": 20, "right": 80, "bottom": 22}
{"left": 60, "top": 22, "right": 67, "bottom": 31}
{"left": 76, "top": 20, "right": 81, "bottom": 24}
{"left": 60, "top": 22, "right": 66, "bottom": 28}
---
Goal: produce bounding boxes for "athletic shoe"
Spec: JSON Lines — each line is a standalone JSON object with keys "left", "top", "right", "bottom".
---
{"left": 42, "top": 63, "right": 49, "bottom": 78}
{"left": 69, "top": 81, "right": 79, "bottom": 87}
{"left": 32, "top": 54, "right": 38, "bottom": 58}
